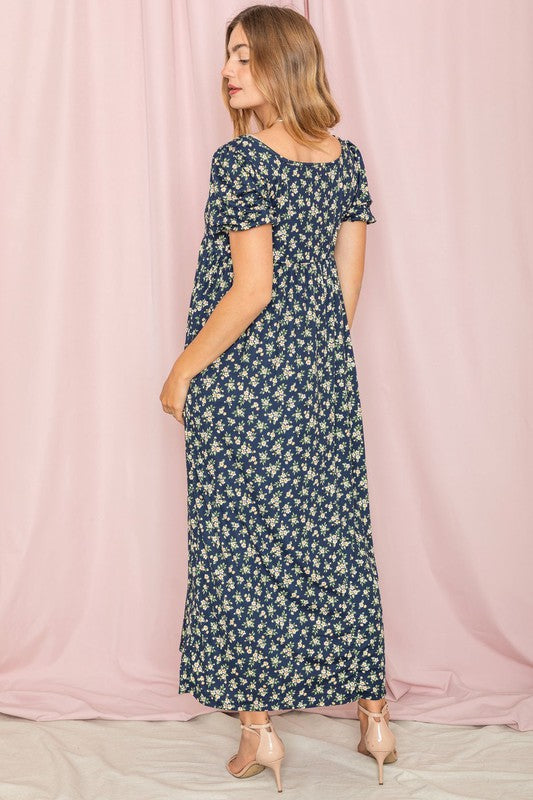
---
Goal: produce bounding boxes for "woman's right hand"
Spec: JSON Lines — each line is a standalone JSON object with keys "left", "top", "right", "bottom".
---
{"left": 159, "top": 366, "right": 191, "bottom": 426}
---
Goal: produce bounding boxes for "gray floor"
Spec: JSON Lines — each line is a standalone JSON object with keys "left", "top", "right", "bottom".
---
{"left": 1, "top": 709, "right": 532, "bottom": 799}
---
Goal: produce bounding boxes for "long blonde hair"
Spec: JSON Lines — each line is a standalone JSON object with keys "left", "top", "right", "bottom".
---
{"left": 222, "top": 4, "right": 341, "bottom": 153}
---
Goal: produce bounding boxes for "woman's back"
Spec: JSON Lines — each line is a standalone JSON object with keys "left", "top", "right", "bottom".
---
{"left": 248, "top": 129, "right": 343, "bottom": 163}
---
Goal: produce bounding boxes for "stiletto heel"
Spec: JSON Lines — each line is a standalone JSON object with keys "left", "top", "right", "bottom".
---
{"left": 373, "top": 750, "right": 387, "bottom": 785}
{"left": 357, "top": 700, "right": 398, "bottom": 785}
{"left": 226, "top": 716, "right": 285, "bottom": 792}
{"left": 269, "top": 756, "right": 284, "bottom": 792}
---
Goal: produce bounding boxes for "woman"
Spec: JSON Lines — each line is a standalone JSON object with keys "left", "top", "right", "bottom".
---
{"left": 160, "top": 4, "right": 397, "bottom": 791}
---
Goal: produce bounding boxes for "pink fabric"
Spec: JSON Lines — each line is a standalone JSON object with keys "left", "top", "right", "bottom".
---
{"left": 0, "top": 0, "right": 531, "bottom": 730}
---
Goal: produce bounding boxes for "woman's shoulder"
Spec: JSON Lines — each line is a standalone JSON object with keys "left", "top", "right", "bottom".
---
{"left": 211, "top": 135, "right": 256, "bottom": 167}
{"left": 341, "top": 137, "right": 362, "bottom": 158}
{"left": 208, "top": 136, "right": 267, "bottom": 189}
{"left": 342, "top": 138, "right": 371, "bottom": 169}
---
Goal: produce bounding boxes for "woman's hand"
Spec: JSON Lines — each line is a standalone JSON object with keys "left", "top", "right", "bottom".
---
{"left": 160, "top": 366, "right": 191, "bottom": 426}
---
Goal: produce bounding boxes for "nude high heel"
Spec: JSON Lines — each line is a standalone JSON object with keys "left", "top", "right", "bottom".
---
{"left": 226, "top": 717, "right": 285, "bottom": 792}
{"left": 357, "top": 700, "right": 398, "bottom": 785}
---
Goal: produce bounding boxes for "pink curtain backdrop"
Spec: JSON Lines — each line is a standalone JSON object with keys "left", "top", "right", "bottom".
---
{"left": 1, "top": 0, "right": 531, "bottom": 730}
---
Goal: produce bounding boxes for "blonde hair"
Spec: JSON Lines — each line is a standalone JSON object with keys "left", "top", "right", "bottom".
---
{"left": 222, "top": 4, "right": 341, "bottom": 154}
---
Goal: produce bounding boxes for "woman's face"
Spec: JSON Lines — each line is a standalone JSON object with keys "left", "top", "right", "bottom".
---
{"left": 221, "top": 23, "right": 266, "bottom": 112}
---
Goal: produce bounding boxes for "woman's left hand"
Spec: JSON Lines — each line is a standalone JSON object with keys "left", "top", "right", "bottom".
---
{"left": 160, "top": 367, "right": 191, "bottom": 426}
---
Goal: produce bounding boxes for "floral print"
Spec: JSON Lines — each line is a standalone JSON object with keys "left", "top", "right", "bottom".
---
{"left": 177, "top": 133, "right": 385, "bottom": 710}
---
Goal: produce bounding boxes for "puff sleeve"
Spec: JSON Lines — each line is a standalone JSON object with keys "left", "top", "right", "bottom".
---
{"left": 208, "top": 143, "right": 278, "bottom": 234}
{"left": 341, "top": 141, "right": 377, "bottom": 224}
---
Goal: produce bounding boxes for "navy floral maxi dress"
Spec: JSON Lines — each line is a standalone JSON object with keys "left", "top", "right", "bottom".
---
{"left": 178, "top": 133, "right": 386, "bottom": 711}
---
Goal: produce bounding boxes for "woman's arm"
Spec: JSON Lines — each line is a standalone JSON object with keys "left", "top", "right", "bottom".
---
{"left": 160, "top": 223, "right": 273, "bottom": 423}
{"left": 174, "top": 223, "right": 273, "bottom": 380}
{"left": 334, "top": 219, "right": 368, "bottom": 327}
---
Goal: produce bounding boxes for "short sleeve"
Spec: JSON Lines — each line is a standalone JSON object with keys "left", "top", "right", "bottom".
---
{"left": 207, "top": 142, "right": 278, "bottom": 234}
{"left": 341, "top": 141, "right": 377, "bottom": 224}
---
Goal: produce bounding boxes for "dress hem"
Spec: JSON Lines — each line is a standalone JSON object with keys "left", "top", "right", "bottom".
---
{"left": 176, "top": 681, "right": 387, "bottom": 711}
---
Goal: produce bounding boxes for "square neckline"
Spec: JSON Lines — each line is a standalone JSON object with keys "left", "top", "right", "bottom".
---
{"left": 242, "top": 133, "right": 344, "bottom": 166}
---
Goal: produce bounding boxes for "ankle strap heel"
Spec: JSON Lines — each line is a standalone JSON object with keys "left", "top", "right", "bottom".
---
{"left": 242, "top": 719, "right": 285, "bottom": 792}
{"left": 357, "top": 701, "right": 398, "bottom": 785}
{"left": 227, "top": 718, "right": 285, "bottom": 792}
